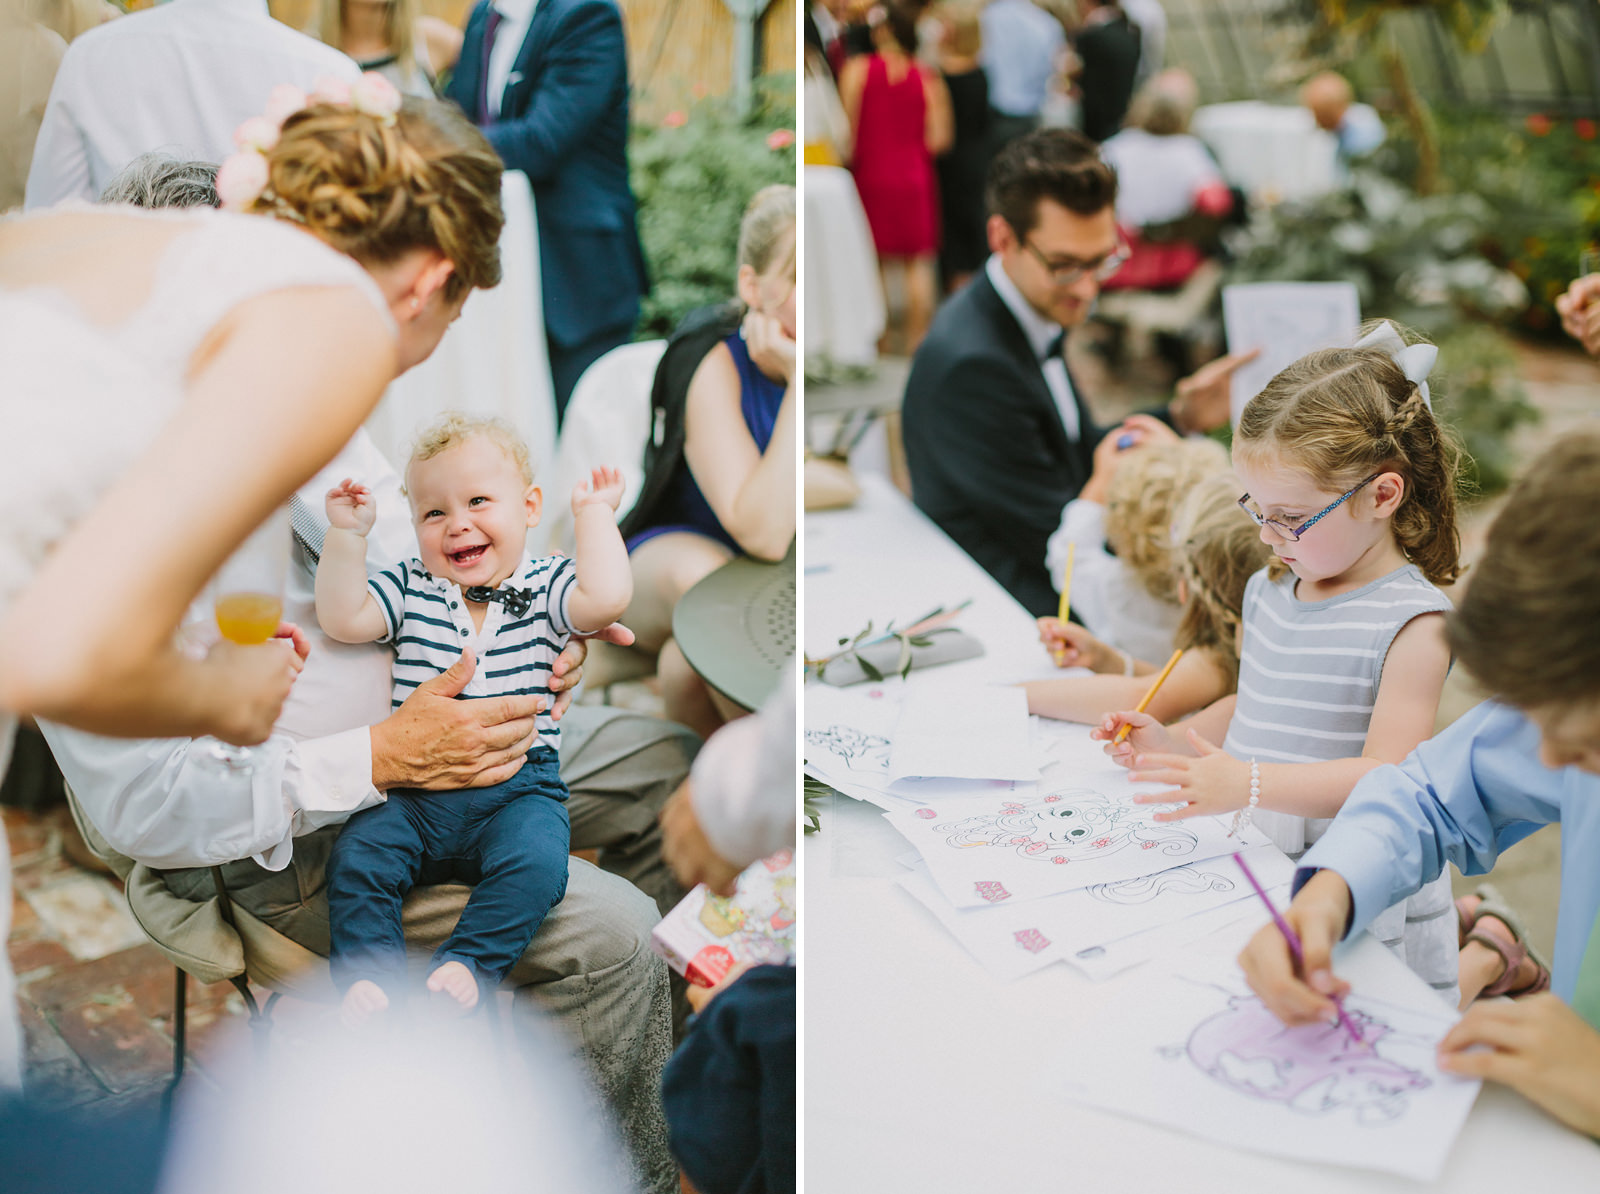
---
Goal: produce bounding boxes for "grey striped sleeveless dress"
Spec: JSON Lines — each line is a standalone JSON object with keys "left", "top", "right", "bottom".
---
{"left": 1224, "top": 564, "right": 1459, "bottom": 1003}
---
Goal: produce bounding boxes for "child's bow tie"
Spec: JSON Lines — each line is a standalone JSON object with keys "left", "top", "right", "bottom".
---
{"left": 463, "top": 585, "right": 534, "bottom": 617}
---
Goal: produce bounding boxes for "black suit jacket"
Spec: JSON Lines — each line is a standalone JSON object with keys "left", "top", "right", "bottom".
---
{"left": 446, "top": 0, "right": 648, "bottom": 349}
{"left": 902, "top": 271, "right": 1103, "bottom": 617}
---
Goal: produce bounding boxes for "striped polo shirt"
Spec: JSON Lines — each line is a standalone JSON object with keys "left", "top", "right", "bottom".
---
{"left": 368, "top": 554, "right": 577, "bottom": 748}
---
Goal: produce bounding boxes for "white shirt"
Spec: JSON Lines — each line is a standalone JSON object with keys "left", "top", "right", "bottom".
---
{"left": 485, "top": 0, "right": 539, "bottom": 121}
{"left": 25, "top": 0, "right": 360, "bottom": 209}
{"left": 1100, "top": 127, "right": 1224, "bottom": 228}
{"left": 38, "top": 431, "right": 414, "bottom": 872}
{"left": 688, "top": 664, "right": 796, "bottom": 869}
{"left": 985, "top": 253, "right": 1080, "bottom": 442}
{"left": 1043, "top": 498, "right": 1181, "bottom": 663}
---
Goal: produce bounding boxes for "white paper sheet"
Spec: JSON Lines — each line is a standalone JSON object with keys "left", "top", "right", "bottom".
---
{"left": 888, "top": 683, "right": 1039, "bottom": 782}
{"left": 1060, "top": 951, "right": 1481, "bottom": 1182}
{"left": 883, "top": 772, "right": 1269, "bottom": 908}
{"left": 1222, "top": 282, "right": 1360, "bottom": 424}
{"left": 895, "top": 846, "right": 1291, "bottom": 982}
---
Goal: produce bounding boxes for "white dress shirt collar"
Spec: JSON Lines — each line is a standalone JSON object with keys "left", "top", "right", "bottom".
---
{"left": 984, "top": 254, "right": 1081, "bottom": 441}
{"left": 985, "top": 253, "right": 1061, "bottom": 361}
{"left": 486, "top": 0, "right": 539, "bottom": 118}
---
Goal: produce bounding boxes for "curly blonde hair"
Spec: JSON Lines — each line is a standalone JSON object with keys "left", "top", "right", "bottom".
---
{"left": 252, "top": 97, "right": 502, "bottom": 300}
{"left": 1171, "top": 473, "right": 1275, "bottom": 689}
{"left": 1104, "top": 437, "right": 1229, "bottom": 603}
{"left": 1234, "top": 322, "right": 1464, "bottom": 586}
{"left": 406, "top": 413, "right": 534, "bottom": 489}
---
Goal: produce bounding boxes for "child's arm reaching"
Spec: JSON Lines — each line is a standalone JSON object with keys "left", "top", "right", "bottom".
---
{"left": 1026, "top": 650, "right": 1230, "bottom": 725}
{"left": 315, "top": 479, "right": 390, "bottom": 644}
{"left": 1123, "top": 614, "right": 1451, "bottom": 823}
{"left": 565, "top": 466, "right": 634, "bottom": 633}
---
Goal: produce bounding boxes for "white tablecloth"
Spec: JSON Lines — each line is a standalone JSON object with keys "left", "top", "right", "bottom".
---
{"left": 804, "top": 474, "right": 1600, "bottom": 1194}
{"left": 1191, "top": 101, "right": 1340, "bottom": 204}
{"left": 365, "top": 170, "right": 557, "bottom": 482}
{"left": 803, "top": 164, "right": 885, "bottom": 370}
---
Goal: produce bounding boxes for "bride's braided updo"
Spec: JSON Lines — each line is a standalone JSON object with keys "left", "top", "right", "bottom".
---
{"left": 250, "top": 97, "right": 503, "bottom": 300}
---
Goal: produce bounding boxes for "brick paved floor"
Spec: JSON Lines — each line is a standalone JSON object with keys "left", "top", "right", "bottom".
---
{"left": 6, "top": 804, "right": 252, "bottom": 1112}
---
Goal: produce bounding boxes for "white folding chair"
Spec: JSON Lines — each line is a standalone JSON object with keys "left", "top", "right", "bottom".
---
{"left": 531, "top": 339, "right": 667, "bottom": 558}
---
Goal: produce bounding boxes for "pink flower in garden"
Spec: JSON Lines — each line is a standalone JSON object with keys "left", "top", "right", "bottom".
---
{"left": 1578, "top": 119, "right": 1598, "bottom": 141}
{"left": 767, "top": 128, "right": 796, "bottom": 150}
{"left": 662, "top": 110, "right": 688, "bottom": 128}
{"left": 1526, "top": 113, "right": 1552, "bottom": 137}
{"left": 216, "top": 152, "right": 269, "bottom": 211}
{"left": 691, "top": 81, "right": 709, "bottom": 99}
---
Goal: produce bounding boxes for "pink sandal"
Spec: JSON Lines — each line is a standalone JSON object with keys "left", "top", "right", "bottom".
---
{"left": 1462, "top": 885, "right": 1551, "bottom": 999}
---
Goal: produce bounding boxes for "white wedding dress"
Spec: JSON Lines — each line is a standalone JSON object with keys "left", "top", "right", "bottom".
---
{"left": 0, "top": 205, "right": 392, "bottom": 1093}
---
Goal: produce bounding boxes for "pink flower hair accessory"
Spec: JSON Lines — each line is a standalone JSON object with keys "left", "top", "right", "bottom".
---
{"left": 216, "top": 71, "right": 404, "bottom": 213}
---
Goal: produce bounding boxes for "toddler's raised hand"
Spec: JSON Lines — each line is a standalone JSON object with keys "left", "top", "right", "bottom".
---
{"left": 572, "top": 466, "right": 625, "bottom": 514}
{"left": 325, "top": 478, "right": 376, "bottom": 535}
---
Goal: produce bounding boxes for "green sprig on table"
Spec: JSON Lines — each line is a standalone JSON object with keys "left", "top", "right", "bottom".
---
{"left": 804, "top": 600, "right": 973, "bottom": 683}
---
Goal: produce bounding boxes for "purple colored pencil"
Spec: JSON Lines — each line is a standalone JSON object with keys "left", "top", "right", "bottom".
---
{"left": 1231, "top": 852, "right": 1366, "bottom": 1048}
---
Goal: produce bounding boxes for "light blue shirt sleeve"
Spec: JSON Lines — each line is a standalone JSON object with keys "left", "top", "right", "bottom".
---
{"left": 1295, "top": 701, "right": 1560, "bottom": 940}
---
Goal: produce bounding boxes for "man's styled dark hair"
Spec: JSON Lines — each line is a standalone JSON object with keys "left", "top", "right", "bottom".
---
{"left": 985, "top": 128, "right": 1119, "bottom": 239}
{"left": 1449, "top": 431, "right": 1600, "bottom": 709}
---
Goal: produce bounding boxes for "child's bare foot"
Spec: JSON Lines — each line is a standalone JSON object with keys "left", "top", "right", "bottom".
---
{"left": 341, "top": 979, "right": 389, "bottom": 1028}
{"left": 426, "top": 961, "right": 479, "bottom": 1013}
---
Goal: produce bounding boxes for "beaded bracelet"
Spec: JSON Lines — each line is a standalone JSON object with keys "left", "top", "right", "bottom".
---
{"left": 1229, "top": 758, "right": 1261, "bottom": 838}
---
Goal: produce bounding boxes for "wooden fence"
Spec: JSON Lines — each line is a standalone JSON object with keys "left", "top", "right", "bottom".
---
{"left": 267, "top": 0, "right": 795, "bottom": 122}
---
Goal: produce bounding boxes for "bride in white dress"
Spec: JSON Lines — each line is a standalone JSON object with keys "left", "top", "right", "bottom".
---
{"left": 0, "top": 85, "right": 505, "bottom": 1092}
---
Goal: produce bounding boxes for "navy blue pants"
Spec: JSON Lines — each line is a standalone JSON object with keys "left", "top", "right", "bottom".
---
{"left": 327, "top": 748, "right": 570, "bottom": 997}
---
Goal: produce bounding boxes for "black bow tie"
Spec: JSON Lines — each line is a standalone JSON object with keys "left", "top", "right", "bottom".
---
{"left": 464, "top": 584, "right": 534, "bottom": 617}
{"left": 1041, "top": 332, "right": 1066, "bottom": 362}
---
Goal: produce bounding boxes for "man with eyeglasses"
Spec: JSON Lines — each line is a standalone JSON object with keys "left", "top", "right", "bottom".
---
{"left": 902, "top": 127, "right": 1254, "bottom": 616}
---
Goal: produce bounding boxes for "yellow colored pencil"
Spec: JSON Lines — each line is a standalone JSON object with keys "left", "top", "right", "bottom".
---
{"left": 1052, "top": 543, "right": 1075, "bottom": 664}
{"left": 1113, "top": 647, "right": 1185, "bottom": 745}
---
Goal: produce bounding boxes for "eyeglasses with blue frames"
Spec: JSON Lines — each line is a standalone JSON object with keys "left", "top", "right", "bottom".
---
{"left": 1237, "top": 473, "right": 1383, "bottom": 542}
{"left": 1019, "top": 232, "right": 1131, "bottom": 287}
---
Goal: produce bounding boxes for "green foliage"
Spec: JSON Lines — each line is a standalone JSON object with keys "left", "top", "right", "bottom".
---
{"left": 1288, "top": 0, "right": 1512, "bottom": 56}
{"left": 1224, "top": 168, "right": 1538, "bottom": 494}
{"left": 1374, "top": 108, "right": 1600, "bottom": 336}
{"left": 630, "top": 78, "right": 796, "bottom": 340}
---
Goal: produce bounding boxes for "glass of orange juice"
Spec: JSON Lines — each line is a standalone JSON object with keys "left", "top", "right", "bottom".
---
{"left": 199, "top": 506, "right": 290, "bottom": 770}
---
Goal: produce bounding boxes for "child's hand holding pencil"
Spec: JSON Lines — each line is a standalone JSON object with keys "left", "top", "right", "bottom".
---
{"left": 1236, "top": 869, "right": 1361, "bottom": 1037}
{"left": 1036, "top": 617, "right": 1117, "bottom": 672}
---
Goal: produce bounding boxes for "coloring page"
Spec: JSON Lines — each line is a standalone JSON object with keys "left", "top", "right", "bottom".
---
{"left": 1222, "top": 282, "right": 1360, "bottom": 423}
{"left": 883, "top": 779, "right": 1268, "bottom": 908}
{"left": 804, "top": 683, "right": 902, "bottom": 792}
{"left": 894, "top": 846, "right": 1291, "bottom": 982}
{"left": 1061, "top": 952, "right": 1480, "bottom": 1181}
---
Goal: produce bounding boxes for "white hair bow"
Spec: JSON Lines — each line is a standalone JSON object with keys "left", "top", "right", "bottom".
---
{"left": 1353, "top": 321, "right": 1436, "bottom": 410}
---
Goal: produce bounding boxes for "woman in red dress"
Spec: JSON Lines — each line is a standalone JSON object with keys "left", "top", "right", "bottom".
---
{"left": 840, "top": 1, "right": 952, "bottom": 353}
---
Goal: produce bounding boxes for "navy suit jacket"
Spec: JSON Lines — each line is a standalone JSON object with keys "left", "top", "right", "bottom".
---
{"left": 447, "top": 0, "right": 648, "bottom": 349}
{"left": 902, "top": 272, "right": 1105, "bottom": 617}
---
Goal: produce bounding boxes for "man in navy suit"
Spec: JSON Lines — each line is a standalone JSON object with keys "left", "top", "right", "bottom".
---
{"left": 447, "top": 0, "right": 649, "bottom": 421}
{"left": 902, "top": 128, "right": 1250, "bottom": 616}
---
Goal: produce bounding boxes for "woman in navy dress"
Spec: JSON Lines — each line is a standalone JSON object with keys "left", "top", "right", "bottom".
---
{"left": 619, "top": 186, "right": 796, "bottom": 737}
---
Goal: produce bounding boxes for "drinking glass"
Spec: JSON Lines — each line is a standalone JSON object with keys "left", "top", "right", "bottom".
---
{"left": 197, "top": 505, "right": 290, "bottom": 770}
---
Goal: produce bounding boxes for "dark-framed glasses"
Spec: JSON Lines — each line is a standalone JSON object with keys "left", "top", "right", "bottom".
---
{"left": 1020, "top": 232, "right": 1131, "bottom": 287}
{"left": 1237, "top": 473, "right": 1382, "bottom": 542}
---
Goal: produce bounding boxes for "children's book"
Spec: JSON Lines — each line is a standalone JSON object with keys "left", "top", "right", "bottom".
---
{"left": 650, "top": 848, "right": 796, "bottom": 987}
